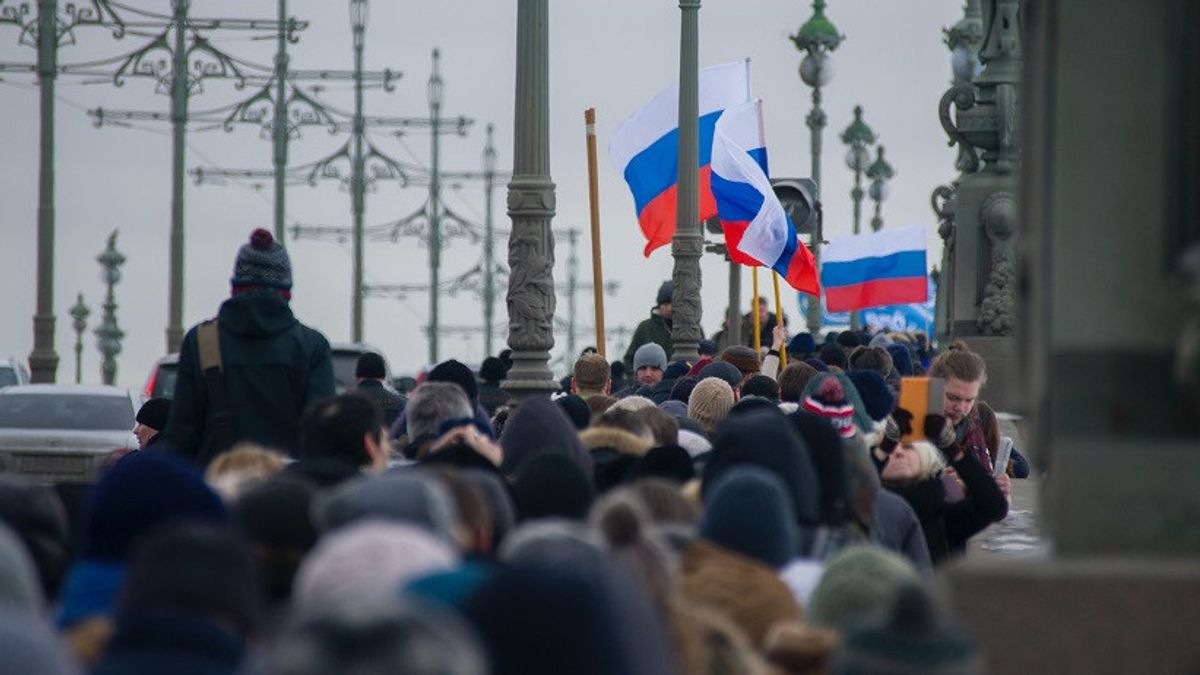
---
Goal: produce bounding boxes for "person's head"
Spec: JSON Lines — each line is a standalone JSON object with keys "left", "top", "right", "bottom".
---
{"left": 687, "top": 377, "right": 736, "bottom": 436}
{"left": 656, "top": 280, "right": 674, "bottom": 319}
{"left": 880, "top": 440, "right": 945, "bottom": 484}
{"left": 740, "top": 374, "right": 779, "bottom": 401}
{"left": 718, "top": 346, "right": 760, "bottom": 381}
{"left": 572, "top": 353, "right": 611, "bottom": 397}
{"left": 300, "top": 393, "right": 390, "bottom": 472}
{"left": 777, "top": 362, "right": 819, "bottom": 403}
{"left": 635, "top": 406, "right": 679, "bottom": 447}
{"left": 478, "top": 356, "right": 508, "bottom": 384}
{"left": 133, "top": 397, "right": 171, "bottom": 449}
{"left": 406, "top": 382, "right": 474, "bottom": 448}
{"left": 697, "top": 339, "right": 719, "bottom": 357}
{"left": 230, "top": 228, "right": 292, "bottom": 297}
{"left": 929, "top": 346, "right": 987, "bottom": 425}
{"left": 427, "top": 359, "right": 480, "bottom": 406}
{"left": 756, "top": 296, "right": 769, "bottom": 322}
{"left": 633, "top": 343, "right": 667, "bottom": 386}
{"left": 355, "top": 352, "right": 388, "bottom": 382}
{"left": 120, "top": 522, "right": 263, "bottom": 636}
{"left": 205, "top": 443, "right": 287, "bottom": 503}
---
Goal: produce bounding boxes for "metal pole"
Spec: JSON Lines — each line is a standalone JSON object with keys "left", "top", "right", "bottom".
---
{"left": 428, "top": 48, "right": 442, "bottom": 364}
{"left": 483, "top": 123, "right": 496, "bottom": 357}
{"left": 166, "top": 0, "right": 188, "bottom": 354}
{"left": 566, "top": 227, "right": 578, "bottom": 369}
{"left": 29, "top": 0, "right": 59, "bottom": 382}
{"left": 350, "top": 3, "right": 365, "bottom": 343}
{"left": 727, "top": 260, "right": 741, "bottom": 346}
{"left": 502, "top": 0, "right": 558, "bottom": 399}
{"left": 584, "top": 109, "right": 607, "bottom": 358}
{"left": 805, "top": 86, "right": 825, "bottom": 335}
{"left": 272, "top": 0, "right": 288, "bottom": 241}
{"left": 849, "top": 163, "right": 862, "bottom": 331}
{"left": 670, "top": 0, "right": 702, "bottom": 362}
{"left": 70, "top": 293, "right": 89, "bottom": 385}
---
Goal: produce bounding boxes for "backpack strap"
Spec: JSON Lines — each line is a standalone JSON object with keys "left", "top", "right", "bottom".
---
{"left": 196, "top": 319, "right": 235, "bottom": 462}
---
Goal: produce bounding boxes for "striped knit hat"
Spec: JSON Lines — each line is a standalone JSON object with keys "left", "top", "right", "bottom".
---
{"left": 231, "top": 229, "right": 292, "bottom": 291}
{"left": 802, "top": 376, "right": 856, "bottom": 438}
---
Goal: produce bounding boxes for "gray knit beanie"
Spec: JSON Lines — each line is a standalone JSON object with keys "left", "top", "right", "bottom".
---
{"left": 231, "top": 228, "right": 292, "bottom": 290}
{"left": 633, "top": 343, "right": 668, "bottom": 371}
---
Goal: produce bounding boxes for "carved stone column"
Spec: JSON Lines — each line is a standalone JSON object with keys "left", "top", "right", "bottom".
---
{"left": 502, "top": 0, "right": 558, "bottom": 400}
{"left": 670, "top": 0, "right": 702, "bottom": 362}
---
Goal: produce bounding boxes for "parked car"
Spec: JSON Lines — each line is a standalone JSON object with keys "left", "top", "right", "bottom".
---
{"left": 143, "top": 353, "right": 180, "bottom": 399}
{"left": 330, "top": 342, "right": 392, "bottom": 394}
{"left": 0, "top": 384, "right": 139, "bottom": 483}
{"left": 0, "top": 359, "right": 30, "bottom": 390}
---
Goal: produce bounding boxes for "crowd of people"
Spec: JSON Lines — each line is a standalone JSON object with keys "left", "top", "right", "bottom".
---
{"left": 0, "top": 230, "right": 1029, "bottom": 674}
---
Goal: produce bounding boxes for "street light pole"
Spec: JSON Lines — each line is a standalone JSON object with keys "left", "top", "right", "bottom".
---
{"left": 271, "top": 0, "right": 289, "bottom": 241}
{"left": 841, "top": 105, "right": 876, "bottom": 237}
{"left": 68, "top": 293, "right": 89, "bottom": 384}
{"left": 791, "top": 0, "right": 842, "bottom": 336}
{"left": 349, "top": 0, "right": 366, "bottom": 343}
{"left": 502, "top": 0, "right": 558, "bottom": 400}
{"left": 670, "top": 0, "right": 702, "bottom": 362}
{"left": 428, "top": 48, "right": 444, "bottom": 363}
{"left": 867, "top": 145, "right": 895, "bottom": 232}
{"left": 165, "top": 0, "right": 188, "bottom": 353}
{"left": 482, "top": 123, "right": 498, "bottom": 357}
{"left": 95, "top": 231, "right": 125, "bottom": 386}
{"left": 28, "top": 0, "right": 59, "bottom": 383}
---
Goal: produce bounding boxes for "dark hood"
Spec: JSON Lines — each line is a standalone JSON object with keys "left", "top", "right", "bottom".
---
{"left": 702, "top": 406, "right": 821, "bottom": 526}
{"left": 499, "top": 396, "right": 591, "bottom": 477}
{"left": 217, "top": 289, "right": 298, "bottom": 338}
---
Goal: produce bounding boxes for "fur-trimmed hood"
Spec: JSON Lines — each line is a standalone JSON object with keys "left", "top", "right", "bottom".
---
{"left": 579, "top": 426, "right": 653, "bottom": 458}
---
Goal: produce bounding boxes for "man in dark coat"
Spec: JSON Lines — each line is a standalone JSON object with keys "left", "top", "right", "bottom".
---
{"left": 623, "top": 280, "right": 675, "bottom": 369}
{"left": 354, "top": 352, "right": 405, "bottom": 427}
{"left": 164, "top": 229, "right": 334, "bottom": 466}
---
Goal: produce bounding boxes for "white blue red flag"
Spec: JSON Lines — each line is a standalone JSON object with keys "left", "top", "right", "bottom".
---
{"left": 821, "top": 226, "right": 928, "bottom": 311}
{"left": 609, "top": 60, "right": 752, "bottom": 257}
{"left": 710, "top": 100, "right": 819, "bottom": 295}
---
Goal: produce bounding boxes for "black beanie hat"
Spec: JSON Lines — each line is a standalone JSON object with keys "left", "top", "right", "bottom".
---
{"left": 479, "top": 356, "right": 508, "bottom": 383}
{"left": 355, "top": 352, "right": 387, "bottom": 379}
{"left": 700, "top": 466, "right": 798, "bottom": 569}
{"left": 656, "top": 280, "right": 674, "bottom": 305}
{"left": 555, "top": 395, "right": 591, "bottom": 430}
{"left": 818, "top": 343, "right": 848, "bottom": 370}
{"left": 135, "top": 397, "right": 172, "bottom": 431}
{"left": 511, "top": 454, "right": 595, "bottom": 522}
{"left": 231, "top": 228, "right": 292, "bottom": 290}
{"left": 122, "top": 522, "right": 263, "bottom": 633}
{"left": 427, "top": 359, "right": 479, "bottom": 403}
{"left": 847, "top": 369, "right": 895, "bottom": 422}
{"left": 624, "top": 444, "right": 696, "bottom": 484}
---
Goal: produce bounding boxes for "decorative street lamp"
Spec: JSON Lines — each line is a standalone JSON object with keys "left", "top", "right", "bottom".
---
{"left": 791, "top": 0, "right": 842, "bottom": 335}
{"left": 867, "top": 145, "right": 895, "bottom": 232}
{"left": 68, "top": 293, "right": 90, "bottom": 385}
{"left": 841, "top": 105, "right": 877, "bottom": 237}
{"left": 94, "top": 231, "right": 125, "bottom": 386}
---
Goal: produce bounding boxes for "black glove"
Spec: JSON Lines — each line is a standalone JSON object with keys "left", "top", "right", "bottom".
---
{"left": 923, "top": 414, "right": 959, "bottom": 455}
{"left": 879, "top": 413, "right": 903, "bottom": 456}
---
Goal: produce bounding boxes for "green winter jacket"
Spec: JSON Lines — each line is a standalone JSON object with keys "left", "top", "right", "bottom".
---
{"left": 623, "top": 309, "right": 674, "bottom": 368}
{"left": 164, "top": 289, "right": 334, "bottom": 466}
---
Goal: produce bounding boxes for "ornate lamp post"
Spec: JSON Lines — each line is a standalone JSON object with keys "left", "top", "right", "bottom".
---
{"left": 94, "top": 231, "right": 125, "bottom": 386}
{"left": 867, "top": 145, "right": 895, "bottom": 232}
{"left": 791, "top": 0, "right": 842, "bottom": 335}
{"left": 841, "top": 105, "right": 876, "bottom": 237}
{"left": 669, "top": 0, "right": 703, "bottom": 362}
{"left": 68, "top": 293, "right": 89, "bottom": 384}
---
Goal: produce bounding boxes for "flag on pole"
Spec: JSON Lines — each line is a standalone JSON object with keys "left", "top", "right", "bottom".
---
{"left": 821, "top": 225, "right": 928, "bottom": 311}
{"left": 609, "top": 60, "right": 752, "bottom": 257}
{"left": 710, "top": 100, "right": 819, "bottom": 295}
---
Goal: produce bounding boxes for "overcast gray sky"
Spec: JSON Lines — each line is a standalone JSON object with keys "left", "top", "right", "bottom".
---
{"left": 0, "top": 0, "right": 964, "bottom": 386}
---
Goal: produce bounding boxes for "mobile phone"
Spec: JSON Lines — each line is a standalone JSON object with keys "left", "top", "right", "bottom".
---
{"left": 897, "top": 376, "right": 946, "bottom": 442}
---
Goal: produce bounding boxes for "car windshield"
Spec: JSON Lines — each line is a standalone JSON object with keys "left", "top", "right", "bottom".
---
{"left": 0, "top": 393, "right": 134, "bottom": 431}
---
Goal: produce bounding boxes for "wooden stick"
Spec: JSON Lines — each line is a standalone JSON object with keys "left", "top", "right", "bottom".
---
{"left": 584, "top": 108, "right": 606, "bottom": 358}
{"left": 772, "top": 271, "right": 788, "bottom": 369}
{"left": 751, "top": 266, "right": 761, "bottom": 353}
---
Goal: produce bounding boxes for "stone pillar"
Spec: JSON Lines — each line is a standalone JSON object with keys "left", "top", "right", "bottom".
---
{"left": 502, "top": 0, "right": 558, "bottom": 400}
{"left": 670, "top": 0, "right": 702, "bottom": 362}
{"left": 935, "top": 0, "right": 1021, "bottom": 410}
{"left": 945, "top": 1, "right": 1200, "bottom": 672}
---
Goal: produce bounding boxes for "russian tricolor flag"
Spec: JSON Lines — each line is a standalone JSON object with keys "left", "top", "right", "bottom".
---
{"left": 610, "top": 60, "right": 751, "bottom": 257}
{"left": 710, "top": 100, "right": 819, "bottom": 295}
{"left": 821, "top": 226, "right": 928, "bottom": 312}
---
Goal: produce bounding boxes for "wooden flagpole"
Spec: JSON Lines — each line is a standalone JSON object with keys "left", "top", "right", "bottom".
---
{"left": 772, "top": 271, "right": 788, "bottom": 368}
{"left": 584, "top": 108, "right": 607, "bottom": 357}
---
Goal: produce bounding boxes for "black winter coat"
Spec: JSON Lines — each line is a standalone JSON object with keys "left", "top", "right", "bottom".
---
{"left": 163, "top": 289, "right": 334, "bottom": 466}
{"left": 356, "top": 379, "right": 405, "bottom": 427}
{"left": 885, "top": 451, "right": 1008, "bottom": 566}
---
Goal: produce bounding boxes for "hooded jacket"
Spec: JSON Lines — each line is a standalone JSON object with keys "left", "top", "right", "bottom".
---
{"left": 623, "top": 309, "right": 674, "bottom": 369}
{"left": 164, "top": 289, "right": 334, "bottom": 466}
